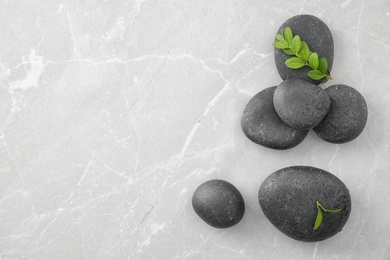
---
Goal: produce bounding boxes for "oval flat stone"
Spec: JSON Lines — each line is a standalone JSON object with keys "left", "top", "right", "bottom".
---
{"left": 274, "top": 15, "right": 334, "bottom": 85}
{"left": 192, "top": 179, "right": 245, "bottom": 228}
{"left": 273, "top": 79, "right": 331, "bottom": 130}
{"left": 241, "top": 86, "right": 309, "bottom": 150}
{"left": 313, "top": 84, "right": 368, "bottom": 143}
{"left": 258, "top": 166, "right": 351, "bottom": 242}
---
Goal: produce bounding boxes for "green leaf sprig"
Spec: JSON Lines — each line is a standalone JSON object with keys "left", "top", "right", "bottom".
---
{"left": 273, "top": 27, "right": 332, "bottom": 83}
{"left": 313, "top": 201, "right": 342, "bottom": 230}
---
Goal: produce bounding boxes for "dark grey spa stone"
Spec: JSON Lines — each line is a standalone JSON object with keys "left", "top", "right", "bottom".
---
{"left": 274, "top": 15, "right": 334, "bottom": 85}
{"left": 192, "top": 179, "right": 245, "bottom": 228}
{"left": 258, "top": 166, "right": 351, "bottom": 242}
{"left": 273, "top": 79, "right": 331, "bottom": 130}
{"left": 241, "top": 86, "right": 309, "bottom": 150}
{"left": 313, "top": 84, "right": 368, "bottom": 143}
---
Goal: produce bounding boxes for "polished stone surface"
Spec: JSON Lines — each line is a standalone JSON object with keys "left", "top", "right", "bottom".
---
{"left": 1, "top": 0, "right": 389, "bottom": 259}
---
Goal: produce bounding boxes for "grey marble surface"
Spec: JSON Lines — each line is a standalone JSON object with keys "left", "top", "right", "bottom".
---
{"left": 1, "top": 0, "right": 390, "bottom": 259}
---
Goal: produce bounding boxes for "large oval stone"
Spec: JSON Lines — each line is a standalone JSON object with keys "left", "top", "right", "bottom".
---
{"left": 241, "top": 86, "right": 309, "bottom": 150}
{"left": 258, "top": 166, "right": 351, "bottom": 242}
{"left": 313, "top": 84, "right": 368, "bottom": 143}
{"left": 273, "top": 79, "right": 331, "bottom": 130}
{"left": 274, "top": 15, "right": 334, "bottom": 85}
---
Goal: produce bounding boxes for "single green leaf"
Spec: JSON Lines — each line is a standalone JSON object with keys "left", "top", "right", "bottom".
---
{"left": 291, "top": 35, "right": 301, "bottom": 54}
{"left": 273, "top": 41, "right": 289, "bottom": 49}
{"left": 309, "top": 52, "right": 319, "bottom": 70}
{"left": 285, "top": 57, "right": 306, "bottom": 69}
{"left": 298, "top": 41, "right": 310, "bottom": 61}
{"left": 283, "top": 27, "right": 293, "bottom": 45}
{"left": 276, "top": 34, "right": 285, "bottom": 43}
{"left": 308, "top": 70, "right": 326, "bottom": 80}
{"left": 321, "top": 78, "right": 329, "bottom": 84}
{"left": 317, "top": 201, "right": 340, "bottom": 212}
{"left": 324, "top": 208, "right": 342, "bottom": 213}
{"left": 282, "top": 48, "right": 295, "bottom": 55}
{"left": 313, "top": 206, "right": 323, "bottom": 230}
{"left": 318, "top": 57, "right": 328, "bottom": 74}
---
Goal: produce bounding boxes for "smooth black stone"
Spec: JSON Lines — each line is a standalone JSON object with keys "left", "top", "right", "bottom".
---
{"left": 241, "top": 86, "right": 309, "bottom": 150}
{"left": 313, "top": 84, "right": 368, "bottom": 143}
{"left": 192, "top": 179, "right": 245, "bottom": 228}
{"left": 258, "top": 166, "right": 351, "bottom": 242}
{"left": 274, "top": 14, "right": 334, "bottom": 85}
{"left": 273, "top": 79, "right": 331, "bottom": 130}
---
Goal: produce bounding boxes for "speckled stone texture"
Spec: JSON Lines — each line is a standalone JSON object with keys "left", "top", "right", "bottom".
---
{"left": 273, "top": 79, "right": 331, "bottom": 130}
{"left": 192, "top": 179, "right": 245, "bottom": 228}
{"left": 241, "top": 86, "right": 309, "bottom": 149}
{"left": 258, "top": 166, "right": 351, "bottom": 242}
{"left": 314, "top": 84, "right": 368, "bottom": 143}
{"left": 274, "top": 14, "right": 334, "bottom": 84}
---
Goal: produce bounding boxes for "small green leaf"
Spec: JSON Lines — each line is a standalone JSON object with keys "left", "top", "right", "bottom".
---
{"left": 321, "top": 78, "right": 329, "bottom": 84}
{"left": 318, "top": 57, "right": 328, "bottom": 74}
{"left": 309, "top": 52, "right": 319, "bottom": 70}
{"left": 282, "top": 48, "right": 295, "bottom": 55}
{"left": 276, "top": 34, "right": 285, "bottom": 42}
{"left": 314, "top": 201, "right": 342, "bottom": 230}
{"left": 283, "top": 27, "right": 293, "bottom": 45}
{"left": 285, "top": 57, "right": 306, "bottom": 69}
{"left": 313, "top": 206, "right": 323, "bottom": 230}
{"left": 273, "top": 41, "right": 289, "bottom": 49}
{"left": 291, "top": 35, "right": 301, "bottom": 54}
{"left": 324, "top": 208, "right": 342, "bottom": 213}
{"left": 298, "top": 41, "right": 310, "bottom": 61}
{"left": 308, "top": 70, "right": 326, "bottom": 80}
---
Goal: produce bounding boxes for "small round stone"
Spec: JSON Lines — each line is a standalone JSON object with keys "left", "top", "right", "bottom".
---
{"left": 192, "top": 179, "right": 245, "bottom": 228}
{"left": 273, "top": 79, "right": 331, "bottom": 130}
{"left": 274, "top": 14, "right": 334, "bottom": 85}
{"left": 241, "top": 86, "right": 309, "bottom": 150}
{"left": 258, "top": 166, "right": 351, "bottom": 242}
{"left": 313, "top": 84, "right": 368, "bottom": 143}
